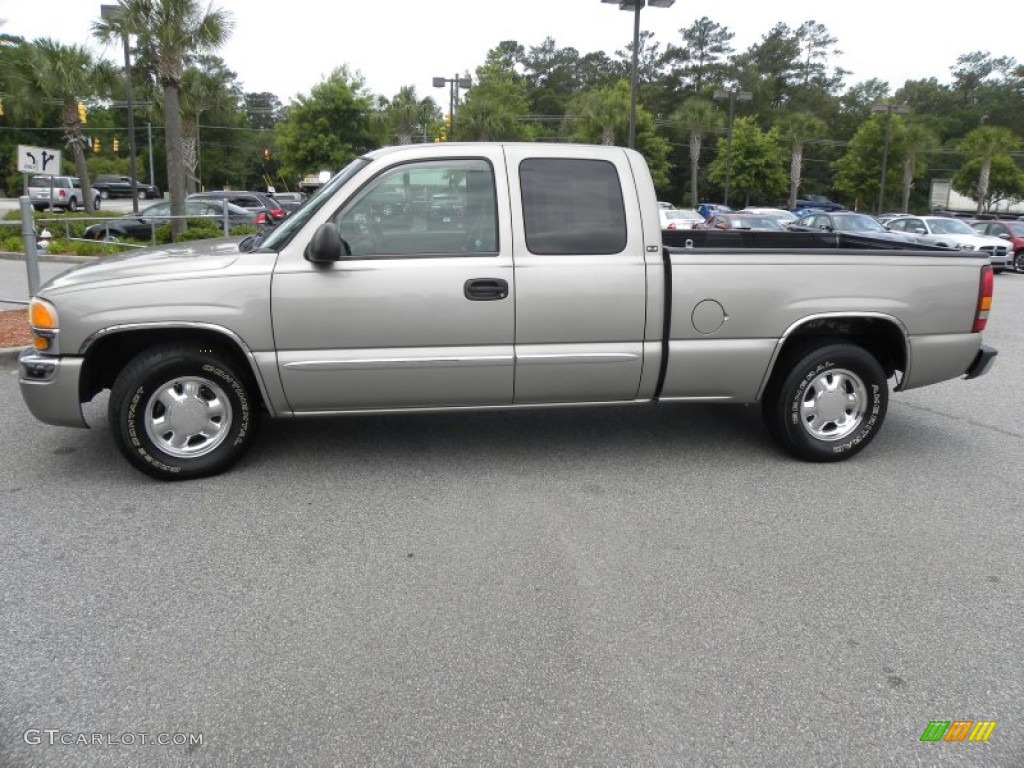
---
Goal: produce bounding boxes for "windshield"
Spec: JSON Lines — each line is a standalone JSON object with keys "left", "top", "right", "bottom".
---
{"left": 928, "top": 218, "right": 974, "bottom": 235}
{"left": 258, "top": 158, "right": 371, "bottom": 251}
{"left": 665, "top": 210, "right": 702, "bottom": 221}
{"left": 834, "top": 214, "right": 885, "bottom": 232}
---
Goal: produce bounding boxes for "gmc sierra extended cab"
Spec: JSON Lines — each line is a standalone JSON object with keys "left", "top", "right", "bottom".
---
{"left": 18, "top": 143, "right": 997, "bottom": 479}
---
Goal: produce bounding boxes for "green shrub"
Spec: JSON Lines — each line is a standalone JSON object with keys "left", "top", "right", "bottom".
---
{"left": 62, "top": 239, "right": 122, "bottom": 257}
{"left": 0, "top": 227, "right": 24, "bottom": 252}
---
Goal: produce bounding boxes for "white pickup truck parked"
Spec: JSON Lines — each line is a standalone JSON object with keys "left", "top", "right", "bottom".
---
{"left": 19, "top": 143, "right": 997, "bottom": 479}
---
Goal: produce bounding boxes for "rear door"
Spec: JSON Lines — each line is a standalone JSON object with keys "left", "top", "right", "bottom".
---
{"left": 502, "top": 146, "right": 648, "bottom": 403}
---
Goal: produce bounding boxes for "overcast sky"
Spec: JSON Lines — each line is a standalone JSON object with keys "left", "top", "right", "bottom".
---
{"left": 2, "top": 0, "right": 1020, "bottom": 106}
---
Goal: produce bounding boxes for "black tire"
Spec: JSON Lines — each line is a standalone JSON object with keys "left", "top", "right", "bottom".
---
{"left": 139, "top": 189, "right": 149, "bottom": 200}
{"left": 1015, "top": 252, "right": 1024, "bottom": 274}
{"left": 108, "top": 345, "right": 259, "bottom": 480}
{"left": 93, "top": 196, "right": 101, "bottom": 210}
{"left": 762, "top": 342, "right": 888, "bottom": 462}
{"left": 100, "top": 189, "right": 110, "bottom": 200}
{"left": 67, "top": 197, "right": 78, "bottom": 212}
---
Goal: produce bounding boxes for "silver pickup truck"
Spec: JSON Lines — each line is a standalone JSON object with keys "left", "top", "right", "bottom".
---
{"left": 18, "top": 143, "right": 997, "bottom": 479}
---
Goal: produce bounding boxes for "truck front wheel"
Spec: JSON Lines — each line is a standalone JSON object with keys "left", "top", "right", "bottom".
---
{"left": 109, "top": 345, "right": 258, "bottom": 480}
{"left": 762, "top": 343, "right": 888, "bottom": 462}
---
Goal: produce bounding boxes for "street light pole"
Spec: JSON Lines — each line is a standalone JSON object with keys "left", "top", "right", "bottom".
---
{"left": 432, "top": 75, "right": 471, "bottom": 139}
{"left": 101, "top": 4, "right": 140, "bottom": 213}
{"left": 872, "top": 102, "right": 909, "bottom": 215}
{"left": 713, "top": 88, "right": 752, "bottom": 207}
{"left": 601, "top": 0, "right": 675, "bottom": 149}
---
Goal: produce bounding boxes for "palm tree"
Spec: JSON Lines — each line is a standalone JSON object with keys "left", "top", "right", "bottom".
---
{"left": 899, "top": 124, "right": 938, "bottom": 213}
{"left": 7, "top": 38, "right": 115, "bottom": 212}
{"left": 672, "top": 98, "right": 722, "bottom": 207}
{"left": 381, "top": 86, "right": 437, "bottom": 145}
{"left": 958, "top": 125, "right": 1020, "bottom": 213}
{"left": 775, "top": 111, "right": 826, "bottom": 210}
{"left": 179, "top": 64, "right": 239, "bottom": 193}
{"left": 93, "top": 0, "right": 233, "bottom": 236}
{"left": 569, "top": 81, "right": 631, "bottom": 146}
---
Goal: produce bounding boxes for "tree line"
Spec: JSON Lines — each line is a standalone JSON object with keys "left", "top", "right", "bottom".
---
{"left": 2, "top": 8, "right": 1023, "bottom": 232}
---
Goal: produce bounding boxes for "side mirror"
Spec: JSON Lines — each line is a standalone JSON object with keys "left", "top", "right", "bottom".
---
{"left": 305, "top": 222, "right": 345, "bottom": 263}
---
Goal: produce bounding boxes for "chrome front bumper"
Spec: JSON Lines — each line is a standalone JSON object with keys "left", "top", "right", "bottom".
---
{"left": 18, "top": 349, "right": 88, "bottom": 428}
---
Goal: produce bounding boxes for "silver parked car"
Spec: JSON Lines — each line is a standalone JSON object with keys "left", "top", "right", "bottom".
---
{"left": 27, "top": 175, "right": 101, "bottom": 212}
{"left": 885, "top": 215, "right": 1011, "bottom": 271}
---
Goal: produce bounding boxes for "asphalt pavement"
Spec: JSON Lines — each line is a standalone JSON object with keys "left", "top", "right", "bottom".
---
{"left": 0, "top": 272, "right": 1022, "bottom": 766}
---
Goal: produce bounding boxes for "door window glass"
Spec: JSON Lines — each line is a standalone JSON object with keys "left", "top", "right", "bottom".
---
{"left": 333, "top": 159, "right": 497, "bottom": 257}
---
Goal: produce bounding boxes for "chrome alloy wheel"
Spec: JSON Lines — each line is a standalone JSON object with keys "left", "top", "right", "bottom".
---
{"left": 798, "top": 367, "right": 868, "bottom": 441}
{"left": 143, "top": 376, "right": 233, "bottom": 458}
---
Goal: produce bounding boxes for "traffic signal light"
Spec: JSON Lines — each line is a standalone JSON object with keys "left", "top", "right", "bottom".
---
{"left": 92, "top": 136, "right": 100, "bottom": 154}
{"left": 113, "top": 138, "right": 120, "bottom": 152}
{"left": 441, "top": 113, "right": 451, "bottom": 142}
{"left": 78, "top": 101, "right": 87, "bottom": 124}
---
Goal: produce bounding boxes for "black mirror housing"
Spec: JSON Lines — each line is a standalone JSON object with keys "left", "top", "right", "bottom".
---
{"left": 305, "top": 222, "right": 344, "bottom": 263}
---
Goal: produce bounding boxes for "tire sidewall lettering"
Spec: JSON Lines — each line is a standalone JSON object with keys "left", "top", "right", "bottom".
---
{"left": 111, "top": 348, "right": 257, "bottom": 479}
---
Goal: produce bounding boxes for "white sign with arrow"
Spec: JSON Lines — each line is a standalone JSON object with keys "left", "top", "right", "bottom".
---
{"left": 17, "top": 144, "right": 62, "bottom": 175}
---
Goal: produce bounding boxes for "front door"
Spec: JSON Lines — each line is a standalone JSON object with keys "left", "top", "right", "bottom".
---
{"left": 272, "top": 151, "right": 515, "bottom": 412}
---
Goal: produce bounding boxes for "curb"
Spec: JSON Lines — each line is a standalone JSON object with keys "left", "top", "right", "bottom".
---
{"left": 1, "top": 346, "right": 25, "bottom": 366}
{"left": 0, "top": 250, "right": 93, "bottom": 264}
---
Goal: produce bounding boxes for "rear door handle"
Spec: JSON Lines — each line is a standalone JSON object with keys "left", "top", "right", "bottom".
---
{"left": 464, "top": 278, "right": 509, "bottom": 301}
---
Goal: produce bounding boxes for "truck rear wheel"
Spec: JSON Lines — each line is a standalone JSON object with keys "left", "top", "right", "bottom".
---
{"left": 762, "top": 342, "right": 887, "bottom": 462}
{"left": 109, "top": 345, "right": 258, "bottom": 480}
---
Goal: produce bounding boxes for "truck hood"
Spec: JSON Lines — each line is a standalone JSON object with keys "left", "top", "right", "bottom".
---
{"left": 40, "top": 238, "right": 246, "bottom": 293}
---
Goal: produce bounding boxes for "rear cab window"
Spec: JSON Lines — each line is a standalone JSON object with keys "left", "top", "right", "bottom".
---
{"left": 518, "top": 158, "right": 627, "bottom": 255}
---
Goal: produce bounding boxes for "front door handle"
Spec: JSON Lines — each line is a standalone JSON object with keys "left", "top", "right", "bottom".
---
{"left": 464, "top": 278, "right": 509, "bottom": 301}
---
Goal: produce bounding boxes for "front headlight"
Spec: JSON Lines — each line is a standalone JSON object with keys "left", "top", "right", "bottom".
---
{"left": 28, "top": 297, "right": 59, "bottom": 352}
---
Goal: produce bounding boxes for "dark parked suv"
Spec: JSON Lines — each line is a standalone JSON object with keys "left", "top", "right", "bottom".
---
{"left": 91, "top": 174, "right": 161, "bottom": 200}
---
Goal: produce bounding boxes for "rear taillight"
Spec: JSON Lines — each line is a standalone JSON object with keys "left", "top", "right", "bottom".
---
{"left": 972, "top": 265, "right": 994, "bottom": 332}
{"left": 255, "top": 212, "right": 268, "bottom": 224}
{"left": 58, "top": 189, "right": 67, "bottom": 198}
{"left": 667, "top": 222, "right": 676, "bottom": 230}
{"left": 270, "top": 208, "right": 284, "bottom": 219}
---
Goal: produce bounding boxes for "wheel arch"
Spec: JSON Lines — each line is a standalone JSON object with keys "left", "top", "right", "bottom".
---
{"left": 757, "top": 313, "right": 908, "bottom": 400}
{"left": 78, "top": 324, "right": 275, "bottom": 415}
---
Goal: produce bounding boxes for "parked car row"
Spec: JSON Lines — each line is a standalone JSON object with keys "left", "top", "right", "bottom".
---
{"left": 83, "top": 199, "right": 260, "bottom": 241}
{"left": 662, "top": 201, "right": 1018, "bottom": 272}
